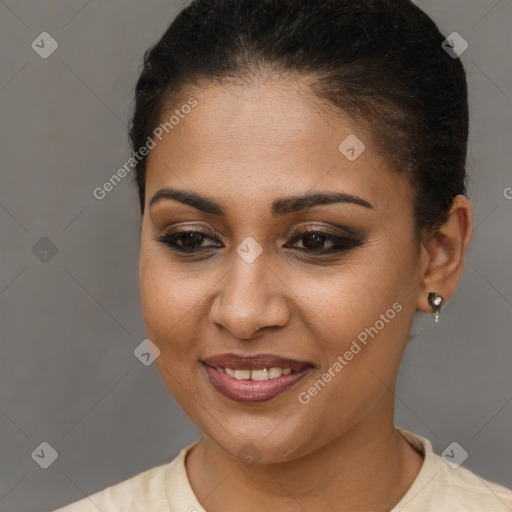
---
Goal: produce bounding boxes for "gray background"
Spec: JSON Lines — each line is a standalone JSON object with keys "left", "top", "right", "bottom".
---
{"left": 0, "top": 0, "right": 511, "bottom": 510}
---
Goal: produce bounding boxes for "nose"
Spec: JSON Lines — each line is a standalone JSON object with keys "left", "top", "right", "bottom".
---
{"left": 208, "top": 250, "right": 291, "bottom": 340}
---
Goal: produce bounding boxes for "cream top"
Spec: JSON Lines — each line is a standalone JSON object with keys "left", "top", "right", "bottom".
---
{"left": 54, "top": 428, "right": 512, "bottom": 511}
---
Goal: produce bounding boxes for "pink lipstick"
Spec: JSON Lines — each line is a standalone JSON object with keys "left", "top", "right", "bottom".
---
{"left": 202, "top": 353, "right": 314, "bottom": 403}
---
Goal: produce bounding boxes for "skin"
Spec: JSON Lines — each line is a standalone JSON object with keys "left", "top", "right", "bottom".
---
{"left": 139, "top": 76, "right": 473, "bottom": 511}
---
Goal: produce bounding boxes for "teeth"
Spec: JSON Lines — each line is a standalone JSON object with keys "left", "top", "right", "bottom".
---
{"left": 234, "top": 369, "right": 251, "bottom": 380}
{"left": 268, "top": 367, "right": 282, "bottom": 379}
{"left": 222, "top": 367, "right": 293, "bottom": 380}
{"left": 251, "top": 369, "right": 268, "bottom": 381}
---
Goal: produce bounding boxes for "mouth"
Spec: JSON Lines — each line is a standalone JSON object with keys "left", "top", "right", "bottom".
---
{"left": 201, "top": 353, "right": 314, "bottom": 403}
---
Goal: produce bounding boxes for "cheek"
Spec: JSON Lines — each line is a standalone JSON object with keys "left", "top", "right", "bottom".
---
{"left": 139, "top": 245, "right": 202, "bottom": 359}
{"left": 294, "top": 235, "right": 418, "bottom": 393}
{"left": 289, "top": 260, "right": 413, "bottom": 443}
{"left": 295, "top": 240, "right": 415, "bottom": 343}
{"left": 139, "top": 247, "right": 208, "bottom": 411}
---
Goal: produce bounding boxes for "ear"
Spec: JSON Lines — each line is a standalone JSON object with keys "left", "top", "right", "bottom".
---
{"left": 416, "top": 195, "right": 473, "bottom": 314}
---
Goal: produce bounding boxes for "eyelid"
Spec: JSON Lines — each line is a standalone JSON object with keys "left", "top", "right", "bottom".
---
{"left": 158, "top": 223, "right": 223, "bottom": 239}
{"left": 158, "top": 222, "right": 362, "bottom": 243}
{"left": 287, "top": 222, "right": 362, "bottom": 239}
{"left": 155, "top": 223, "right": 366, "bottom": 257}
{"left": 285, "top": 225, "right": 364, "bottom": 249}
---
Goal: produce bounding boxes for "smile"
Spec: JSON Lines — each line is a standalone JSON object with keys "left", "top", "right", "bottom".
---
{"left": 201, "top": 353, "right": 314, "bottom": 403}
{"left": 218, "top": 366, "right": 292, "bottom": 380}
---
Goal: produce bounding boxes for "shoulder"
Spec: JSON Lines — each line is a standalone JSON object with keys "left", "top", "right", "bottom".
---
{"left": 438, "top": 458, "right": 512, "bottom": 511}
{"left": 52, "top": 443, "right": 195, "bottom": 512}
{"left": 394, "top": 428, "right": 512, "bottom": 512}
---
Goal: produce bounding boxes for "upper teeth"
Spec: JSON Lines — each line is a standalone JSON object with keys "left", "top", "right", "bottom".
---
{"left": 216, "top": 367, "right": 292, "bottom": 380}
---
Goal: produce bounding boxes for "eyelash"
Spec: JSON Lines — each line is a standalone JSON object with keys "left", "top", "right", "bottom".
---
{"left": 155, "top": 225, "right": 364, "bottom": 256}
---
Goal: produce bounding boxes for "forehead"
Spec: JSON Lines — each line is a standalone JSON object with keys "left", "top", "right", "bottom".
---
{"left": 145, "top": 79, "right": 412, "bottom": 217}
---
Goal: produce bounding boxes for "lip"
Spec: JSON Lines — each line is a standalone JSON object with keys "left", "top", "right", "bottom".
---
{"left": 201, "top": 353, "right": 314, "bottom": 403}
{"left": 202, "top": 353, "right": 312, "bottom": 372}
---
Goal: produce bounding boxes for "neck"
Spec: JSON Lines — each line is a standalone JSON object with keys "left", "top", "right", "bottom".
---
{"left": 186, "top": 410, "right": 424, "bottom": 512}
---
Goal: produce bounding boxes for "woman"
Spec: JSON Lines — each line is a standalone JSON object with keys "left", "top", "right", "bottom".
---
{"left": 55, "top": 0, "right": 512, "bottom": 510}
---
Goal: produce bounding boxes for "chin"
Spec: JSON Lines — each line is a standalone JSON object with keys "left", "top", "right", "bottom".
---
{"left": 198, "top": 412, "right": 317, "bottom": 466}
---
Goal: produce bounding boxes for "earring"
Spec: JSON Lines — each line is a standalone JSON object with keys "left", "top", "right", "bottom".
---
{"left": 428, "top": 292, "right": 444, "bottom": 323}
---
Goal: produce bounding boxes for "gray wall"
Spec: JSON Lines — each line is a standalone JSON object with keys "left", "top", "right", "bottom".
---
{"left": 0, "top": 1, "right": 510, "bottom": 510}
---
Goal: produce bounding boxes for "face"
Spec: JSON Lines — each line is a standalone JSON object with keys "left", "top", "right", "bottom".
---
{"left": 139, "top": 78, "right": 424, "bottom": 464}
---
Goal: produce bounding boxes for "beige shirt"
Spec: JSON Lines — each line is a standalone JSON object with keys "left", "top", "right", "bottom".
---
{"left": 54, "top": 428, "right": 512, "bottom": 511}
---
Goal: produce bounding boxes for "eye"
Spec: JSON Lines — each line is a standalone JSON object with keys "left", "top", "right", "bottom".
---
{"left": 284, "top": 225, "right": 364, "bottom": 254}
{"left": 156, "top": 229, "right": 223, "bottom": 253}
{"left": 156, "top": 225, "right": 364, "bottom": 255}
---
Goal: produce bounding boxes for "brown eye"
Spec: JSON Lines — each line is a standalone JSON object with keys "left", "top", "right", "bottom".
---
{"left": 180, "top": 232, "right": 207, "bottom": 248}
{"left": 285, "top": 227, "right": 364, "bottom": 254}
{"left": 156, "top": 226, "right": 364, "bottom": 256}
{"left": 300, "top": 232, "right": 332, "bottom": 250}
{"left": 156, "top": 230, "right": 223, "bottom": 253}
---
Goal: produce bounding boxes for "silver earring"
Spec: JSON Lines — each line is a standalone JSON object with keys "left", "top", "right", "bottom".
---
{"left": 428, "top": 292, "right": 444, "bottom": 323}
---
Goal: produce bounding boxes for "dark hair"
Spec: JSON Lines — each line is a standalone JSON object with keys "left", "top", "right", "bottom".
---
{"left": 129, "top": 0, "right": 468, "bottom": 235}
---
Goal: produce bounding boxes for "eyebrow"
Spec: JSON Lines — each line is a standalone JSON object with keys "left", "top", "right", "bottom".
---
{"left": 149, "top": 188, "right": 374, "bottom": 216}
